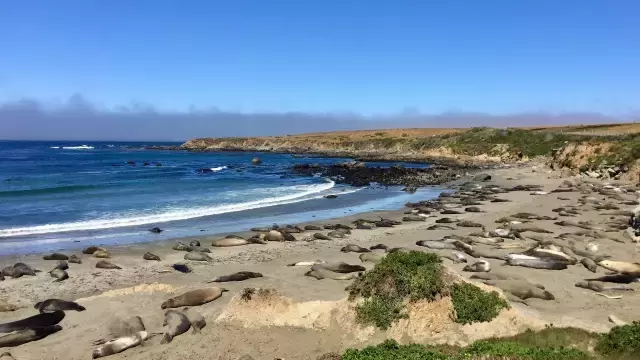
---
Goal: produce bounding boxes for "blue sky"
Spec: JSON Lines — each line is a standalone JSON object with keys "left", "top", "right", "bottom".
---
{"left": 0, "top": 0, "right": 638, "bottom": 115}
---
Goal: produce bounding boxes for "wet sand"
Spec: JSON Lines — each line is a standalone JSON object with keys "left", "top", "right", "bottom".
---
{"left": 1, "top": 163, "right": 639, "bottom": 360}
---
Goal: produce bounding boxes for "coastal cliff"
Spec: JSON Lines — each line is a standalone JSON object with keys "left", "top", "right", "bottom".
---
{"left": 181, "top": 125, "right": 640, "bottom": 181}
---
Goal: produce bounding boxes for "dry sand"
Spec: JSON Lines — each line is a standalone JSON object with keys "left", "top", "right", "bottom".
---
{"left": 1, "top": 163, "right": 639, "bottom": 359}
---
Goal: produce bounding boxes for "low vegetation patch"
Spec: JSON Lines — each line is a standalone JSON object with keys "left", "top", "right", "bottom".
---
{"left": 348, "top": 251, "right": 508, "bottom": 329}
{"left": 595, "top": 321, "right": 640, "bottom": 358}
{"left": 450, "top": 282, "right": 509, "bottom": 324}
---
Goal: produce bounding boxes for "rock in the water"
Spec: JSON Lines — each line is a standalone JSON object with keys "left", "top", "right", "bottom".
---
{"left": 251, "top": 157, "right": 262, "bottom": 165}
{"left": 149, "top": 227, "right": 163, "bottom": 233}
{"left": 324, "top": 195, "right": 337, "bottom": 199}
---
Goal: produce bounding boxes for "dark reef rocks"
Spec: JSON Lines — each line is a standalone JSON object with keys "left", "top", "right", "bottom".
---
{"left": 291, "top": 162, "right": 468, "bottom": 187}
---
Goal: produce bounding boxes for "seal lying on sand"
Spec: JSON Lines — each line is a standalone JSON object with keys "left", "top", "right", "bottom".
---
{"left": 161, "top": 310, "right": 190, "bottom": 344}
{"left": 484, "top": 280, "right": 555, "bottom": 300}
{"left": 13, "top": 263, "right": 39, "bottom": 276}
{"left": 49, "top": 268, "right": 68, "bottom": 282}
{"left": 83, "top": 246, "right": 107, "bottom": 254}
{"left": 304, "top": 225, "right": 323, "bottom": 231}
{"left": 69, "top": 255, "right": 82, "bottom": 264}
{"left": 35, "top": 299, "right": 85, "bottom": 313}
{"left": 55, "top": 260, "right": 68, "bottom": 270}
{"left": 43, "top": 253, "right": 68, "bottom": 261}
{"left": 184, "top": 252, "right": 212, "bottom": 262}
{"left": 313, "top": 233, "right": 331, "bottom": 240}
{"left": 580, "top": 258, "right": 598, "bottom": 273}
{"left": 0, "top": 311, "right": 65, "bottom": 333}
{"left": 305, "top": 268, "right": 361, "bottom": 280}
{"left": 206, "top": 271, "right": 263, "bottom": 283}
{"left": 287, "top": 260, "right": 326, "bottom": 266}
{"left": 182, "top": 308, "right": 206, "bottom": 333}
{"left": 597, "top": 260, "right": 640, "bottom": 275}
{"left": 172, "top": 264, "right": 191, "bottom": 273}
{"left": 340, "top": 245, "right": 371, "bottom": 253}
{"left": 96, "top": 260, "right": 121, "bottom": 269}
{"left": 143, "top": 252, "right": 161, "bottom": 261}
{"left": 416, "top": 240, "right": 456, "bottom": 250}
{"left": 0, "top": 325, "right": 62, "bottom": 348}
{"left": 93, "top": 250, "right": 111, "bottom": 258}
{"left": 92, "top": 331, "right": 149, "bottom": 359}
{"left": 575, "top": 281, "right": 634, "bottom": 292}
{"left": 311, "top": 262, "right": 365, "bottom": 273}
{"left": 470, "top": 272, "right": 526, "bottom": 282}
{"left": 463, "top": 260, "right": 490, "bottom": 272}
{"left": 161, "top": 288, "right": 228, "bottom": 309}
{"left": 586, "top": 274, "right": 640, "bottom": 284}
{"left": 359, "top": 252, "right": 385, "bottom": 264}
{"left": 505, "top": 258, "right": 568, "bottom": 270}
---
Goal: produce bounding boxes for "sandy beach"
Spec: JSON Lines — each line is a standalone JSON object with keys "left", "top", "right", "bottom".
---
{"left": 2, "top": 162, "right": 639, "bottom": 360}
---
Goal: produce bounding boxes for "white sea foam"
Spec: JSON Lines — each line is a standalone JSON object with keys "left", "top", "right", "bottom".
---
{"left": 0, "top": 180, "right": 337, "bottom": 238}
{"left": 62, "top": 145, "right": 95, "bottom": 150}
{"left": 50, "top": 146, "right": 60, "bottom": 149}
{"left": 210, "top": 166, "right": 228, "bottom": 172}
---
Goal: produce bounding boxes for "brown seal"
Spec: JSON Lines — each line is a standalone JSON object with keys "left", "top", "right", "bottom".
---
{"left": 313, "top": 233, "right": 331, "bottom": 240}
{"left": 92, "top": 331, "right": 149, "bottom": 359}
{"left": 580, "top": 258, "right": 597, "bottom": 273}
{"left": 305, "top": 269, "right": 361, "bottom": 280}
{"left": 35, "top": 299, "right": 85, "bottom": 313}
{"left": 161, "top": 310, "right": 190, "bottom": 344}
{"left": 55, "top": 260, "right": 69, "bottom": 270}
{"left": 93, "top": 250, "right": 111, "bottom": 258}
{"left": 42, "top": 253, "right": 68, "bottom": 261}
{"left": 0, "top": 310, "right": 65, "bottom": 333}
{"left": 182, "top": 307, "right": 206, "bottom": 333}
{"left": 312, "top": 262, "right": 365, "bottom": 273}
{"left": 49, "top": 268, "right": 68, "bottom": 282}
{"left": 463, "top": 260, "right": 491, "bottom": 272}
{"left": 13, "top": 263, "right": 39, "bottom": 276}
{"left": 206, "top": 271, "right": 263, "bottom": 283}
{"left": 143, "top": 252, "right": 161, "bottom": 261}
{"left": 575, "top": 281, "right": 634, "bottom": 292}
{"left": 83, "top": 246, "right": 107, "bottom": 254}
{"left": 340, "top": 245, "right": 371, "bottom": 253}
{"left": 0, "top": 325, "right": 62, "bottom": 348}
{"left": 69, "top": 255, "right": 82, "bottom": 264}
{"left": 161, "top": 287, "right": 228, "bottom": 309}
{"left": 96, "top": 260, "right": 121, "bottom": 270}
{"left": 184, "top": 252, "right": 212, "bottom": 262}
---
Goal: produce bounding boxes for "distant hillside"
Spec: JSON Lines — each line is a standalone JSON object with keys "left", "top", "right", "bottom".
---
{"left": 182, "top": 123, "right": 640, "bottom": 181}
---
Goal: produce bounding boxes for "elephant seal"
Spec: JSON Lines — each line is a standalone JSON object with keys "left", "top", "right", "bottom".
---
{"left": 436, "top": 217, "right": 458, "bottom": 224}
{"left": 264, "top": 230, "right": 285, "bottom": 242}
{"left": 359, "top": 252, "right": 385, "bottom": 264}
{"left": 184, "top": 252, "right": 212, "bottom": 262}
{"left": 370, "top": 244, "right": 389, "bottom": 251}
{"left": 2, "top": 267, "right": 22, "bottom": 279}
{"left": 92, "top": 331, "right": 149, "bottom": 358}
{"left": 287, "top": 260, "right": 326, "bottom": 266}
{"left": 188, "top": 246, "right": 211, "bottom": 253}
{"left": 328, "top": 230, "right": 347, "bottom": 238}
{"left": 182, "top": 307, "right": 206, "bottom": 333}
{"left": 161, "top": 287, "right": 228, "bottom": 309}
{"left": 13, "top": 263, "right": 39, "bottom": 276}
{"left": 143, "top": 252, "right": 161, "bottom": 261}
{"left": 470, "top": 272, "right": 526, "bottom": 282}
{"left": 83, "top": 246, "right": 106, "bottom": 254}
{"left": 312, "top": 262, "right": 365, "bottom": 273}
{"left": 484, "top": 280, "right": 555, "bottom": 300}
{"left": 580, "top": 258, "right": 598, "bottom": 273}
{"left": 0, "top": 352, "right": 15, "bottom": 360}
{"left": 465, "top": 207, "right": 484, "bottom": 213}
{"left": 506, "top": 223, "right": 553, "bottom": 234}
{"left": 305, "top": 269, "right": 361, "bottom": 280}
{"left": 313, "top": 233, "right": 331, "bottom": 240}
{"left": 416, "top": 240, "right": 455, "bottom": 250}
{"left": 172, "top": 264, "right": 191, "bottom": 273}
{"left": 505, "top": 258, "right": 568, "bottom": 270}
{"left": 49, "top": 268, "right": 68, "bottom": 282}
{"left": 96, "top": 260, "right": 121, "bottom": 270}
{"left": 69, "top": 255, "right": 82, "bottom": 264}
{"left": 575, "top": 281, "right": 634, "bottom": 292}
{"left": 55, "top": 260, "right": 69, "bottom": 270}
{"left": 443, "top": 251, "right": 467, "bottom": 263}
{"left": 340, "top": 245, "right": 371, "bottom": 253}
{"left": 356, "top": 223, "right": 374, "bottom": 230}
{"left": 402, "top": 215, "right": 426, "bottom": 222}
{"left": 189, "top": 240, "right": 201, "bottom": 247}
{"left": 304, "top": 225, "right": 323, "bottom": 231}
{"left": 597, "top": 260, "right": 640, "bottom": 275}
{"left": 586, "top": 274, "right": 640, "bottom": 284}
{"left": 35, "top": 299, "right": 85, "bottom": 313}
{"left": 457, "top": 220, "right": 485, "bottom": 229}
{"left": 43, "top": 253, "right": 68, "bottom": 261}
{"left": 526, "top": 248, "right": 577, "bottom": 264}
{"left": 0, "top": 311, "right": 65, "bottom": 333}
{"left": 206, "top": 271, "right": 263, "bottom": 282}
{"left": 0, "top": 325, "right": 62, "bottom": 347}
{"left": 440, "top": 209, "right": 463, "bottom": 215}
{"left": 161, "top": 310, "right": 191, "bottom": 344}
{"left": 463, "top": 260, "right": 491, "bottom": 272}
{"left": 93, "top": 250, "right": 111, "bottom": 258}
{"left": 173, "top": 242, "right": 191, "bottom": 251}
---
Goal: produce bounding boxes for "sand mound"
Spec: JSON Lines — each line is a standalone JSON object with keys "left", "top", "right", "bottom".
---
{"left": 216, "top": 273, "right": 547, "bottom": 346}
{"left": 76, "top": 282, "right": 179, "bottom": 302}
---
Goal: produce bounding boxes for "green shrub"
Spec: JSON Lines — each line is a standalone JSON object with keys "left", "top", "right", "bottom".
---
{"left": 462, "top": 340, "right": 591, "bottom": 359}
{"left": 451, "top": 283, "right": 509, "bottom": 324}
{"left": 596, "top": 321, "right": 640, "bottom": 357}
{"left": 341, "top": 340, "right": 447, "bottom": 360}
{"left": 348, "top": 251, "right": 444, "bottom": 329}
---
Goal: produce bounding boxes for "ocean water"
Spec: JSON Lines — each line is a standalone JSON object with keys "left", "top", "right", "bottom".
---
{"left": 0, "top": 141, "right": 441, "bottom": 255}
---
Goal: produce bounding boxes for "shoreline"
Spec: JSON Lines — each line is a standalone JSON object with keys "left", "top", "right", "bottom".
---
{"left": 2, "top": 162, "right": 639, "bottom": 359}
